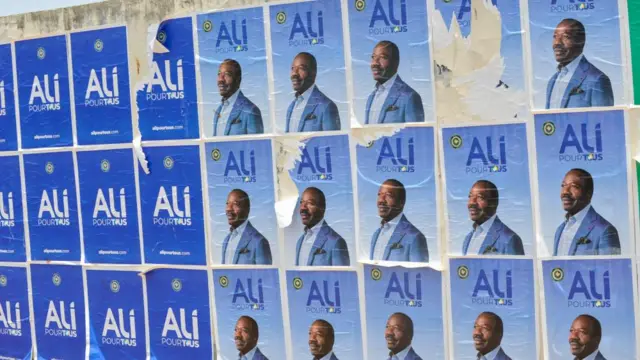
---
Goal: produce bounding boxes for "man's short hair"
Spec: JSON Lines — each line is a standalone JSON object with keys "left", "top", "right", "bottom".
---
{"left": 473, "top": 180, "right": 499, "bottom": 208}
{"left": 390, "top": 312, "right": 413, "bottom": 340}
{"left": 479, "top": 311, "right": 503, "bottom": 338}
{"left": 238, "top": 315, "right": 259, "bottom": 338}
{"left": 577, "top": 314, "right": 602, "bottom": 338}
{"left": 375, "top": 40, "right": 400, "bottom": 63}
{"left": 221, "top": 59, "right": 242, "bottom": 81}
{"left": 295, "top": 52, "right": 318, "bottom": 74}
{"left": 313, "top": 319, "right": 334, "bottom": 341}
{"left": 567, "top": 168, "right": 594, "bottom": 198}
{"left": 559, "top": 18, "right": 586, "bottom": 48}
{"left": 230, "top": 188, "right": 251, "bottom": 209}
{"left": 383, "top": 179, "right": 406, "bottom": 205}
{"left": 303, "top": 187, "right": 326, "bottom": 209}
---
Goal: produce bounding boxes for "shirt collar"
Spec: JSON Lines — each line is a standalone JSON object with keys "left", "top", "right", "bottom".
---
{"left": 581, "top": 349, "right": 600, "bottom": 360}
{"left": 296, "top": 83, "right": 316, "bottom": 100}
{"left": 474, "top": 213, "right": 497, "bottom": 232}
{"left": 231, "top": 220, "right": 249, "bottom": 234}
{"left": 390, "top": 345, "right": 412, "bottom": 360}
{"left": 382, "top": 212, "right": 404, "bottom": 227}
{"left": 306, "top": 218, "right": 325, "bottom": 234}
{"left": 375, "top": 73, "right": 398, "bottom": 92}
{"left": 480, "top": 345, "right": 502, "bottom": 360}
{"left": 318, "top": 351, "right": 334, "bottom": 360}
{"left": 558, "top": 53, "right": 584, "bottom": 73}
{"left": 222, "top": 88, "right": 240, "bottom": 106}
{"left": 566, "top": 203, "right": 591, "bottom": 223}
{"left": 240, "top": 345, "right": 258, "bottom": 360}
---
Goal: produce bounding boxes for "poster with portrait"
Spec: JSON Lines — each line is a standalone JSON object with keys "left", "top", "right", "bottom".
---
{"left": 0, "top": 44, "right": 18, "bottom": 151}
{"left": 442, "top": 124, "right": 534, "bottom": 256}
{"left": 269, "top": 0, "right": 349, "bottom": 133}
{"left": 0, "top": 265, "right": 31, "bottom": 360}
{"left": 0, "top": 155, "right": 25, "bottom": 262}
{"left": 449, "top": 258, "right": 538, "bottom": 360}
{"left": 355, "top": 127, "right": 438, "bottom": 264}
{"left": 197, "top": 7, "right": 271, "bottom": 137}
{"left": 206, "top": 139, "right": 278, "bottom": 265}
{"left": 364, "top": 265, "right": 445, "bottom": 359}
{"left": 534, "top": 110, "right": 631, "bottom": 257}
{"left": 541, "top": 259, "right": 637, "bottom": 360}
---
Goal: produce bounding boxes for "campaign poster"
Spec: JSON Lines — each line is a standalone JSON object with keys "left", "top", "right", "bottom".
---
{"left": 137, "top": 17, "right": 200, "bottom": 140}
{"left": 138, "top": 145, "right": 206, "bottom": 265}
{"left": 355, "top": 127, "right": 438, "bottom": 264}
{"left": 197, "top": 7, "right": 271, "bottom": 137}
{"left": 528, "top": 0, "right": 625, "bottom": 109}
{"left": 31, "top": 264, "right": 86, "bottom": 360}
{"left": 364, "top": 265, "right": 445, "bottom": 359}
{"left": 0, "top": 266, "right": 31, "bottom": 359}
{"left": 71, "top": 26, "right": 133, "bottom": 145}
{"left": 212, "top": 269, "right": 286, "bottom": 360}
{"left": 0, "top": 44, "right": 18, "bottom": 151}
{"left": 286, "top": 270, "right": 364, "bottom": 360}
{"left": 77, "top": 149, "right": 141, "bottom": 264}
{"left": 24, "top": 151, "right": 81, "bottom": 261}
{"left": 15, "top": 35, "right": 73, "bottom": 148}
{"left": 541, "top": 259, "right": 637, "bottom": 359}
{"left": 282, "top": 134, "right": 354, "bottom": 267}
{"left": 206, "top": 139, "right": 278, "bottom": 265}
{"left": 0, "top": 156, "right": 25, "bottom": 262}
{"left": 86, "top": 269, "right": 146, "bottom": 359}
{"left": 432, "top": 0, "right": 526, "bottom": 123}
{"left": 534, "top": 110, "right": 631, "bottom": 256}
{"left": 269, "top": 0, "right": 349, "bottom": 133}
{"left": 442, "top": 124, "right": 534, "bottom": 256}
{"left": 449, "top": 258, "right": 538, "bottom": 360}
{"left": 146, "top": 268, "right": 213, "bottom": 359}
{"left": 347, "top": 0, "right": 433, "bottom": 125}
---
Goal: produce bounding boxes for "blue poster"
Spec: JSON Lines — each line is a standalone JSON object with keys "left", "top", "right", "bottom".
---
{"left": 286, "top": 270, "right": 364, "bottom": 360}
{"left": 269, "top": 0, "right": 348, "bottom": 133}
{"left": 71, "top": 26, "right": 133, "bottom": 145}
{"left": 146, "top": 268, "right": 213, "bottom": 359}
{"left": 197, "top": 7, "right": 271, "bottom": 137}
{"left": 0, "top": 156, "right": 25, "bottom": 262}
{"left": 0, "top": 44, "right": 18, "bottom": 151}
{"left": 0, "top": 266, "right": 31, "bottom": 359}
{"left": 15, "top": 35, "right": 73, "bottom": 148}
{"left": 347, "top": 0, "right": 433, "bottom": 125}
{"left": 528, "top": 0, "right": 624, "bottom": 109}
{"left": 364, "top": 265, "right": 445, "bottom": 359}
{"left": 77, "top": 149, "right": 141, "bottom": 264}
{"left": 534, "top": 110, "right": 630, "bottom": 256}
{"left": 284, "top": 135, "right": 354, "bottom": 267}
{"left": 86, "top": 269, "right": 146, "bottom": 360}
{"left": 356, "top": 127, "right": 438, "bottom": 264}
{"left": 449, "top": 258, "right": 538, "bottom": 360}
{"left": 137, "top": 17, "right": 200, "bottom": 140}
{"left": 206, "top": 140, "right": 277, "bottom": 265}
{"left": 31, "top": 264, "right": 86, "bottom": 360}
{"left": 24, "top": 152, "right": 80, "bottom": 261}
{"left": 139, "top": 145, "right": 206, "bottom": 265}
{"left": 442, "top": 124, "right": 534, "bottom": 256}
{"left": 542, "top": 259, "right": 636, "bottom": 360}
{"left": 213, "top": 269, "right": 286, "bottom": 360}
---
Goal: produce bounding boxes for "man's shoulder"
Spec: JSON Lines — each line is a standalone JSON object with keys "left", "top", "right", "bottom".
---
{"left": 398, "top": 216, "right": 425, "bottom": 239}
{"left": 589, "top": 208, "right": 617, "bottom": 231}
{"left": 311, "top": 86, "right": 337, "bottom": 107}
{"left": 245, "top": 222, "right": 268, "bottom": 242}
{"left": 580, "top": 57, "right": 609, "bottom": 80}
{"left": 496, "top": 348, "right": 512, "bottom": 360}
{"left": 320, "top": 222, "right": 344, "bottom": 243}
{"left": 494, "top": 218, "right": 519, "bottom": 239}
{"left": 236, "top": 92, "right": 261, "bottom": 112}
{"left": 392, "top": 76, "right": 420, "bottom": 97}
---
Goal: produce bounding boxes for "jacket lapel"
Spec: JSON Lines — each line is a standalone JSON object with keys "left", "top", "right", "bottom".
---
{"left": 299, "top": 88, "right": 321, "bottom": 132}
{"left": 377, "top": 82, "right": 401, "bottom": 124}
{"left": 308, "top": 221, "right": 330, "bottom": 265}
{"left": 383, "top": 216, "right": 408, "bottom": 260}
{"left": 365, "top": 90, "right": 375, "bottom": 124}
{"left": 232, "top": 222, "right": 254, "bottom": 264}
{"left": 546, "top": 71, "right": 559, "bottom": 109}
{"left": 568, "top": 207, "right": 597, "bottom": 255}
{"left": 285, "top": 98, "right": 296, "bottom": 133}
{"left": 561, "top": 57, "right": 589, "bottom": 108}
{"left": 462, "top": 230, "right": 473, "bottom": 255}
{"left": 225, "top": 92, "right": 244, "bottom": 135}
{"left": 478, "top": 217, "right": 501, "bottom": 255}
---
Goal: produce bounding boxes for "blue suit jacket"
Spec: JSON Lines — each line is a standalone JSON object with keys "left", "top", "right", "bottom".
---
{"left": 252, "top": 347, "right": 269, "bottom": 360}
{"left": 404, "top": 348, "right": 422, "bottom": 360}
{"left": 295, "top": 221, "right": 350, "bottom": 266}
{"left": 222, "top": 221, "right": 273, "bottom": 265}
{"left": 593, "top": 351, "right": 607, "bottom": 360}
{"left": 365, "top": 75, "right": 424, "bottom": 124}
{"left": 553, "top": 207, "right": 620, "bottom": 256}
{"left": 545, "top": 56, "right": 614, "bottom": 109}
{"left": 369, "top": 215, "right": 428, "bottom": 262}
{"left": 285, "top": 87, "right": 340, "bottom": 133}
{"left": 462, "top": 216, "right": 525, "bottom": 255}
{"left": 494, "top": 348, "right": 512, "bottom": 360}
{"left": 214, "top": 90, "right": 264, "bottom": 136}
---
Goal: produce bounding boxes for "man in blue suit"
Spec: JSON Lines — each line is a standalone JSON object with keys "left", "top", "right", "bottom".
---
{"left": 569, "top": 314, "right": 607, "bottom": 360}
{"left": 365, "top": 41, "right": 424, "bottom": 124}
{"left": 213, "top": 59, "right": 264, "bottom": 136}
{"left": 545, "top": 19, "right": 613, "bottom": 109}
{"left": 286, "top": 52, "right": 340, "bottom": 133}
{"left": 385, "top": 312, "right": 422, "bottom": 360}
{"left": 309, "top": 319, "right": 339, "bottom": 360}
{"left": 235, "top": 316, "right": 269, "bottom": 360}
{"left": 473, "top": 312, "right": 512, "bottom": 360}
{"left": 222, "top": 189, "right": 272, "bottom": 265}
{"left": 553, "top": 169, "right": 620, "bottom": 256}
{"left": 295, "top": 187, "right": 349, "bottom": 266}
{"left": 370, "top": 179, "right": 428, "bottom": 262}
{"left": 463, "top": 180, "right": 524, "bottom": 255}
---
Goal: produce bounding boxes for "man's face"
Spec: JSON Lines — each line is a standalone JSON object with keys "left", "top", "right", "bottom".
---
{"left": 553, "top": 22, "right": 583, "bottom": 64}
{"left": 291, "top": 55, "right": 315, "bottom": 94}
{"left": 468, "top": 183, "right": 496, "bottom": 223}
{"left": 308, "top": 323, "right": 332, "bottom": 357}
{"left": 377, "top": 183, "right": 404, "bottom": 222}
{"left": 218, "top": 63, "right": 240, "bottom": 99}
{"left": 234, "top": 318, "right": 258, "bottom": 355}
{"left": 473, "top": 315, "right": 500, "bottom": 354}
{"left": 226, "top": 191, "right": 250, "bottom": 228}
{"left": 300, "top": 190, "right": 324, "bottom": 228}
{"left": 569, "top": 317, "right": 599, "bottom": 358}
{"left": 560, "top": 171, "right": 590, "bottom": 215}
{"left": 385, "top": 315, "right": 411, "bottom": 354}
{"left": 370, "top": 44, "right": 398, "bottom": 83}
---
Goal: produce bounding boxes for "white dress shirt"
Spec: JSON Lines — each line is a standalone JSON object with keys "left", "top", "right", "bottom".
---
{"left": 557, "top": 204, "right": 591, "bottom": 256}
{"left": 298, "top": 219, "right": 324, "bottom": 265}
{"left": 468, "top": 214, "right": 497, "bottom": 255}
{"left": 216, "top": 89, "right": 240, "bottom": 136}
{"left": 581, "top": 349, "right": 601, "bottom": 360}
{"left": 369, "top": 74, "right": 398, "bottom": 123}
{"left": 239, "top": 345, "right": 258, "bottom": 360}
{"left": 477, "top": 345, "right": 502, "bottom": 360}
{"left": 389, "top": 345, "right": 413, "bottom": 360}
{"left": 225, "top": 220, "right": 248, "bottom": 264}
{"left": 289, "top": 84, "right": 316, "bottom": 132}
{"left": 373, "top": 212, "right": 403, "bottom": 260}
{"left": 550, "top": 54, "right": 584, "bottom": 108}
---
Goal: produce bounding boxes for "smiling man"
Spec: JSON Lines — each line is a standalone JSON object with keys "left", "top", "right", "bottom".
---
{"left": 385, "top": 313, "right": 422, "bottom": 360}
{"left": 553, "top": 168, "right": 620, "bottom": 256}
{"left": 309, "top": 319, "right": 339, "bottom": 360}
{"left": 235, "top": 316, "right": 269, "bottom": 360}
{"left": 473, "top": 312, "right": 512, "bottom": 360}
{"left": 569, "top": 315, "right": 606, "bottom": 360}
